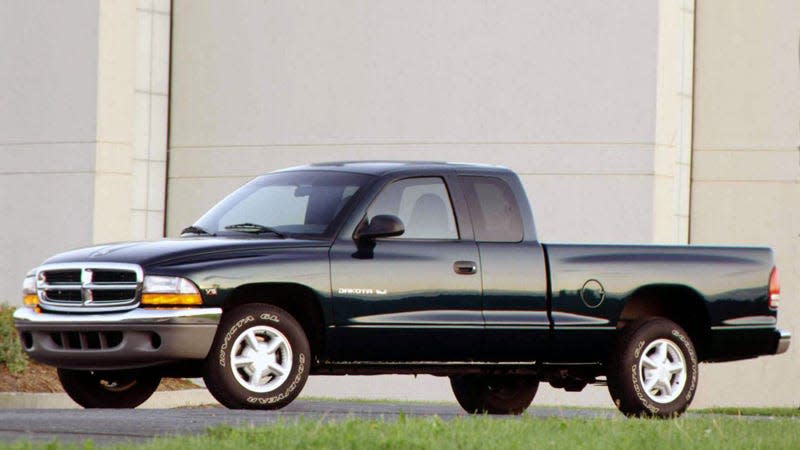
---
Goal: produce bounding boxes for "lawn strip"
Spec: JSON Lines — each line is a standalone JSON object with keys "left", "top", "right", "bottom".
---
{"left": 3, "top": 415, "right": 799, "bottom": 450}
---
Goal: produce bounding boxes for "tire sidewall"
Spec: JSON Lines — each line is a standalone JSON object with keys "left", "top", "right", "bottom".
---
{"left": 616, "top": 319, "right": 699, "bottom": 417}
{"left": 206, "top": 304, "right": 310, "bottom": 409}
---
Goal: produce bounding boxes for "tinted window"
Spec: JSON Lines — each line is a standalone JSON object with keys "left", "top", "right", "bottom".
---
{"left": 461, "top": 176, "right": 523, "bottom": 242}
{"left": 367, "top": 177, "right": 458, "bottom": 239}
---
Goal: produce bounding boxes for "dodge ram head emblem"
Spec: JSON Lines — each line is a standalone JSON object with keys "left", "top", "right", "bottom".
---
{"left": 80, "top": 268, "right": 94, "bottom": 305}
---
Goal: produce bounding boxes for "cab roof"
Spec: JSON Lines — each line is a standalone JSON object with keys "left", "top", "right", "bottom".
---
{"left": 276, "top": 161, "right": 513, "bottom": 177}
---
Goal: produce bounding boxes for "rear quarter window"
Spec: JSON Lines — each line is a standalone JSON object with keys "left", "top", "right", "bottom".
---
{"left": 460, "top": 176, "right": 523, "bottom": 242}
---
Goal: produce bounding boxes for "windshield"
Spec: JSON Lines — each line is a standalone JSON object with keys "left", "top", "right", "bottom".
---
{"left": 190, "top": 171, "right": 373, "bottom": 239}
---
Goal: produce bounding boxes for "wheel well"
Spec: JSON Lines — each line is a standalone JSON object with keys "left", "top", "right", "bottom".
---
{"left": 224, "top": 283, "right": 325, "bottom": 362}
{"left": 618, "top": 285, "right": 710, "bottom": 360}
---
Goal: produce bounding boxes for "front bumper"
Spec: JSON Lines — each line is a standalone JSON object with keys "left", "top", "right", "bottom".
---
{"left": 13, "top": 307, "right": 222, "bottom": 370}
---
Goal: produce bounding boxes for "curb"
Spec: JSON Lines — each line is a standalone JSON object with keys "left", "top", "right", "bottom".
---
{"left": 0, "top": 389, "right": 219, "bottom": 409}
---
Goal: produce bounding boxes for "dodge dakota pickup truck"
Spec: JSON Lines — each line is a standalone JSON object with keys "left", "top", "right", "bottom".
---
{"left": 14, "top": 161, "right": 790, "bottom": 417}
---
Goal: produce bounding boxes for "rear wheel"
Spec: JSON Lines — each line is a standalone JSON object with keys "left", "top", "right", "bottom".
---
{"left": 607, "top": 318, "right": 699, "bottom": 418}
{"left": 450, "top": 375, "right": 538, "bottom": 415}
{"left": 203, "top": 304, "right": 310, "bottom": 409}
{"left": 57, "top": 368, "right": 161, "bottom": 408}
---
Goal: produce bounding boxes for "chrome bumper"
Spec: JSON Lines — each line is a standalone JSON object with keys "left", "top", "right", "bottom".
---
{"left": 775, "top": 329, "right": 791, "bottom": 355}
{"left": 13, "top": 307, "right": 222, "bottom": 370}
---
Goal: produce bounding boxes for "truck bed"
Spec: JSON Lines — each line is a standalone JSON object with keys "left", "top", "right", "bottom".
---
{"left": 543, "top": 243, "right": 777, "bottom": 362}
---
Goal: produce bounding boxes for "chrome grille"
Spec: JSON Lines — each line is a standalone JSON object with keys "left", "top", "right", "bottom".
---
{"left": 45, "top": 289, "right": 82, "bottom": 302}
{"left": 37, "top": 263, "right": 143, "bottom": 313}
{"left": 43, "top": 270, "right": 81, "bottom": 284}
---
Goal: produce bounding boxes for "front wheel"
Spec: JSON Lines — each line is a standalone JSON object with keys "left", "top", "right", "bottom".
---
{"left": 607, "top": 318, "right": 699, "bottom": 418}
{"left": 203, "top": 304, "right": 310, "bottom": 409}
{"left": 57, "top": 368, "right": 161, "bottom": 408}
{"left": 450, "top": 375, "right": 539, "bottom": 415}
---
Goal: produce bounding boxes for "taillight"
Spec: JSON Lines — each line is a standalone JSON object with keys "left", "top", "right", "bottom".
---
{"left": 768, "top": 267, "right": 780, "bottom": 309}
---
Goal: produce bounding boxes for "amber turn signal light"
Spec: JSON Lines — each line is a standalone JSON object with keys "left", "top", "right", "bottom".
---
{"left": 23, "top": 294, "right": 39, "bottom": 307}
{"left": 141, "top": 293, "right": 202, "bottom": 306}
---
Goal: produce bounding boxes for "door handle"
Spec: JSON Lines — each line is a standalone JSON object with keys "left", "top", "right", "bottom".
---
{"left": 453, "top": 261, "right": 478, "bottom": 275}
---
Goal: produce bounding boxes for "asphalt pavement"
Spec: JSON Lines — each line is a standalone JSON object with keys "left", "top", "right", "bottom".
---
{"left": 0, "top": 400, "right": 620, "bottom": 445}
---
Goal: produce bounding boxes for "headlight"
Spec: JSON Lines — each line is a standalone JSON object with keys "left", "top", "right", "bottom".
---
{"left": 141, "top": 276, "right": 202, "bottom": 306}
{"left": 22, "top": 271, "right": 38, "bottom": 308}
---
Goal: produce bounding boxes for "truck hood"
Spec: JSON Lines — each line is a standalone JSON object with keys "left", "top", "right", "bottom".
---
{"left": 41, "top": 237, "right": 328, "bottom": 268}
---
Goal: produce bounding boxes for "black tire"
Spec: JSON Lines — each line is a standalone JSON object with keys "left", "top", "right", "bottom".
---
{"left": 57, "top": 368, "right": 161, "bottom": 409}
{"left": 607, "top": 318, "right": 699, "bottom": 418}
{"left": 450, "top": 375, "right": 539, "bottom": 415}
{"left": 203, "top": 304, "right": 310, "bottom": 409}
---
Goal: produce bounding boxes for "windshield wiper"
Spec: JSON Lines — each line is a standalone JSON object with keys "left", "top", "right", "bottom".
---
{"left": 224, "top": 222, "right": 286, "bottom": 238}
{"left": 181, "top": 225, "right": 214, "bottom": 236}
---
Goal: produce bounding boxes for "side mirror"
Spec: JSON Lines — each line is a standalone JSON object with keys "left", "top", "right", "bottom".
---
{"left": 355, "top": 215, "right": 405, "bottom": 240}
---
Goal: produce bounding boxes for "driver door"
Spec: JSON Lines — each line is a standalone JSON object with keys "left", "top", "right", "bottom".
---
{"left": 329, "top": 176, "right": 483, "bottom": 362}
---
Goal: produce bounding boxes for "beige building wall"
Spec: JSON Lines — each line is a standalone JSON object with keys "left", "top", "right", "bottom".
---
{"left": 653, "top": 0, "right": 694, "bottom": 244}
{"left": 93, "top": 0, "right": 136, "bottom": 244}
{"left": 690, "top": 0, "right": 800, "bottom": 407}
{"left": 0, "top": 0, "right": 170, "bottom": 304}
{"left": 133, "top": 0, "right": 172, "bottom": 240}
{"left": 167, "top": 0, "right": 663, "bottom": 246}
{"left": 0, "top": 1, "right": 100, "bottom": 304}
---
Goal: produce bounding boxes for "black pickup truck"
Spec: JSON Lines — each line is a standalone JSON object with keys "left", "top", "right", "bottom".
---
{"left": 14, "top": 161, "right": 790, "bottom": 417}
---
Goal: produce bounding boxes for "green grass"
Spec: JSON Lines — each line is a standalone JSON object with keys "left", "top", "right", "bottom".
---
{"left": 3, "top": 415, "right": 800, "bottom": 450}
{"left": 697, "top": 407, "right": 800, "bottom": 418}
{"left": 0, "top": 305, "right": 28, "bottom": 373}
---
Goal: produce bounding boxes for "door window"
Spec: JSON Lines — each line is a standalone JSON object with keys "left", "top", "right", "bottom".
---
{"left": 367, "top": 177, "right": 458, "bottom": 239}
